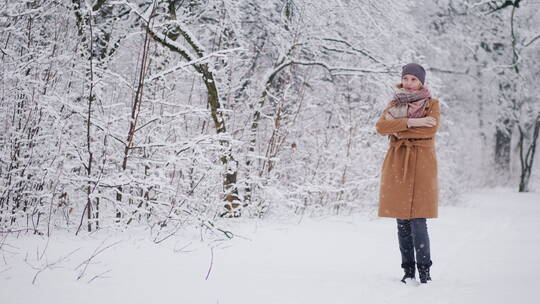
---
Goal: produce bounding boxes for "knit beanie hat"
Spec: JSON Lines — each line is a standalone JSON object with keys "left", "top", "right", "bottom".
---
{"left": 401, "top": 63, "right": 426, "bottom": 84}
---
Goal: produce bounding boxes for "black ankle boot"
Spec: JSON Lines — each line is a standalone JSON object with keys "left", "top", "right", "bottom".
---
{"left": 417, "top": 260, "right": 432, "bottom": 283}
{"left": 400, "top": 262, "right": 416, "bottom": 283}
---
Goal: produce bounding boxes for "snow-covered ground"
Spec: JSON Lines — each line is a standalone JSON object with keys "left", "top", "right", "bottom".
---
{"left": 2, "top": 189, "right": 539, "bottom": 304}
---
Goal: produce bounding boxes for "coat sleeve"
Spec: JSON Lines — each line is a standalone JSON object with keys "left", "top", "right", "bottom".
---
{"left": 375, "top": 108, "right": 409, "bottom": 136}
{"left": 396, "top": 99, "right": 441, "bottom": 139}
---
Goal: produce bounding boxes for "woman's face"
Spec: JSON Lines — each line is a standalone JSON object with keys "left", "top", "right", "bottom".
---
{"left": 401, "top": 74, "right": 422, "bottom": 91}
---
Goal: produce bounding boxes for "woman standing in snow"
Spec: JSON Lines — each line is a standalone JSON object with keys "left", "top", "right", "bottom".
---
{"left": 375, "top": 63, "right": 440, "bottom": 284}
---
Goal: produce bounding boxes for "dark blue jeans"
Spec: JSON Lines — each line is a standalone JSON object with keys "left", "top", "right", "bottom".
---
{"left": 397, "top": 218, "right": 431, "bottom": 266}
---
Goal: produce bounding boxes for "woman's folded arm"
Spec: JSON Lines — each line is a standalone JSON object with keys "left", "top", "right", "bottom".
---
{"left": 375, "top": 109, "right": 409, "bottom": 136}
{"left": 396, "top": 99, "right": 441, "bottom": 139}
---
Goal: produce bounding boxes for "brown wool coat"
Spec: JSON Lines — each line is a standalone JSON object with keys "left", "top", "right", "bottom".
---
{"left": 375, "top": 97, "right": 441, "bottom": 219}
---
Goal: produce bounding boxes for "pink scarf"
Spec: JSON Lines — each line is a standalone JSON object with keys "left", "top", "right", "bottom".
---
{"left": 388, "top": 87, "right": 431, "bottom": 119}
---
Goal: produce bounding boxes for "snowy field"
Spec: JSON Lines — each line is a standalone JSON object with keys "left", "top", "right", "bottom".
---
{"left": 1, "top": 189, "right": 539, "bottom": 304}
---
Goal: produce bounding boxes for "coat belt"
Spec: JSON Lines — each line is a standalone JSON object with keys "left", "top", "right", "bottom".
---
{"left": 389, "top": 138, "right": 434, "bottom": 181}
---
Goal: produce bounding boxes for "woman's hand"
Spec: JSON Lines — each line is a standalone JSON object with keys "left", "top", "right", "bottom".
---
{"left": 407, "top": 117, "right": 436, "bottom": 128}
{"left": 384, "top": 113, "right": 401, "bottom": 138}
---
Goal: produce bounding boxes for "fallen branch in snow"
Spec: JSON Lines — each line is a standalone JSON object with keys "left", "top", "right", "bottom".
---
{"left": 87, "top": 269, "right": 112, "bottom": 284}
{"left": 0, "top": 234, "right": 20, "bottom": 266}
{"left": 205, "top": 246, "right": 214, "bottom": 280}
{"left": 0, "top": 233, "right": 9, "bottom": 251}
{"left": 173, "top": 241, "right": 195, "bottom": 254}
{"left": 0, "top": 233, "right": 16, "bottom": 264}
{"left": 0, "top": 265, "right": 12, "bottom": 275}
{"left": 37, "top": 237, "right": 51, "bottom": 261}
{"left": 153, "top": 221, "right": 184, "bottom": 244}
{"left": 203, "top": 219, "right": 234, "bottom": 239}
{"left": 75, "top": 239, "right": 121, "bottom": 280}
{"left": 0, "top": 228, "right": 33, "bottom": 234}
{"left": 25, "top": 247, "right": 81, "bottom": 285}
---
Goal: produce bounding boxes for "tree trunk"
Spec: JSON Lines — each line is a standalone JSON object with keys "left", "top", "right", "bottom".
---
{"left": 518, "top": 115, "right": 540, "bottom": 192}
{"left": 147, "top": 3, "right": 240, "bottom": 217}
{"left": 494, "top": 119, "right": 512, "bottom": 177}
{"left": 116, "top": 5, "right": 154, "bottom": 222}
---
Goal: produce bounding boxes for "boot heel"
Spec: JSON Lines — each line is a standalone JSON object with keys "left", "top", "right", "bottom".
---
{"left": 400, "top": 262, "right": 416, "bottom": 283}
{"left": 417, "top": 260, "right": 433, "bottom": 284}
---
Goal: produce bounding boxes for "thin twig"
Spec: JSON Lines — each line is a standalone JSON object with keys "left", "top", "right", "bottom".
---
{"left": 27, "top": 248, "right": 80, "bottom": 285}
{"left": 0, "top": 228, "right": 33, "bottom": 234}
{"left": 76, "top": 240, "right": 121, "bottom": 280}
{"left": 87, "top": 269, "right": 112, "bottom": 284}
{"left": 205, "top": 246, "right": 214, "bottom": 280}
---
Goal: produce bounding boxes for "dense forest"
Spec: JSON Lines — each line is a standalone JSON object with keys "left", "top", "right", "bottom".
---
{"left": 1, "top": 0, "right": 539, "bottom": 236}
